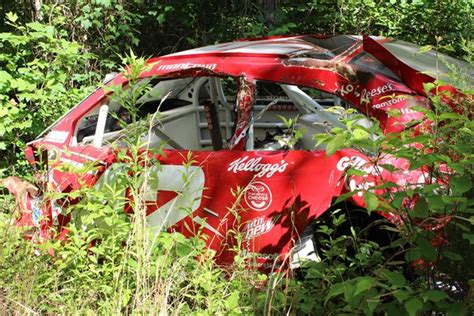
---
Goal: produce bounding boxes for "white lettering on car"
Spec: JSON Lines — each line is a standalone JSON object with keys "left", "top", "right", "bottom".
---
{"left": 372, "top": 96, "right": 404, "bottom": 109}
{"left": 336, "top": 156, "right": 382, "bottom": 176}
{"left": 348, "top": 178, "right": 375, "bottom": 197}
{"left": 243, "top": 216, "right": 275, "bottom": 240}
{"left": 227, "top": 156, "right": 288, "bottom": 178}
{"left": 339, "top": 82, "right": 394, "bottom": 105}
{"left": 337, "top": 156, "right": 379, "bottom": 196}
{"left": 157, "top": 62, "right": 217, "bottom": 71}
{"left": 244, "top": 181, "right": 273, "bottom": 211}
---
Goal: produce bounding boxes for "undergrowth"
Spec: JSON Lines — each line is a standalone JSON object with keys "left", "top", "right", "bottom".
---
{"left": 0, "top": 45, "right": 473, "bottom": 315}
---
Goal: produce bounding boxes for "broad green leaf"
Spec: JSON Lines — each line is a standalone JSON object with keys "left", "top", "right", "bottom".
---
{"left": 353, "top": 128, "right": 369, "bottom": 140}
{"left": 354, "top": 277, "right": 375, "bottom": 296}
{"left": 225, "top": 291, "right": 239, "bottom": 310}
{"left": 325, "top": 282, "right": 345, "bottom": 304}
{"left": 428, "top": 195, "right": 446, "bottom": 211}
{"left": 364, "top": 192, "right": 379, "bottom": 213}
{"left": 413, "top": 197, "right": 429, "bottom": 218}
{"left": 405, "top": 249, "right": 421, "bottom": 261}
{"left": 0, "top": 70, "right": 12, "bottom": 83}
{"left": 422, "top": 290, "right": 448, "bottom": 302}
{"left": 405, "top": 298, "right": 423, "bottom": 316}
{"left": 417, "top": 238, "right": 437, "bottom": 262}
{"left": 385, "top": 271, "right": 406, "bottom": 287}
{"left": 451, "top": 176, "right": 471, "bottom": 194}
{"left": 326, "top": 133, "right": 346, "bottom": 156}
{"left": 393, "top": 290, "right": 409, "bottom": 303}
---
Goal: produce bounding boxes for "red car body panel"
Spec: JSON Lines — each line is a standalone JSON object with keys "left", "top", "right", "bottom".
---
{"left": 5, "top": 35, "right": 461, "bottom": 269}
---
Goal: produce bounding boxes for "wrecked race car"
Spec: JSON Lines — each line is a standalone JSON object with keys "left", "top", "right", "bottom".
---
{"left": 2, "top": 35, "right": 468, "bottom": 270}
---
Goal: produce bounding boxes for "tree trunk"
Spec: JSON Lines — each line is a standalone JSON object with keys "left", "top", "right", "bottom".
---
{"left": 258, "top": 0, "right": 278, "bottom": 24}
{"left": 32, "top": 0, "right": 42, "bottom": 21}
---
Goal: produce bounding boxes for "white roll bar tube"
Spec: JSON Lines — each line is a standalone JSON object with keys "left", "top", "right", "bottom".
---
{"left": 93, "top": 104, "right": 109, "bottom": 148}
{"left": 281, "top": 84, "right": 346, "bottom": 129}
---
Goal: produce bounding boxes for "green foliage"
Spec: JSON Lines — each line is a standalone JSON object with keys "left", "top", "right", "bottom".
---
{"left": 45, "top": 1, "right": 143, "bottom": 71}
{"left": 0, "top": 13, "right": 97, "bottom": 174}
{"left": 0, "top": 56, "right": 266, "bottom": 314}
{"left": 309, "top": 44, "right": 474, "bottom": 313}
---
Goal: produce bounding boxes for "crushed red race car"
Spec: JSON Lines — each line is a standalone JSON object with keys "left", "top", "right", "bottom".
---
{"left": 2, "top": 35, "right": 469, "bottom": 270}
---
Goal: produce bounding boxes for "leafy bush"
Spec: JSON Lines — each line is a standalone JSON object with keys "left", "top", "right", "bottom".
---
{"left": 0, "top": 13, "right": 97, "bottom": 175}
{"left": 0, "top": 56, "right": 268, "bottom": 314}
{"left": 302, "top": 48, "right": 474, "bottom": 314}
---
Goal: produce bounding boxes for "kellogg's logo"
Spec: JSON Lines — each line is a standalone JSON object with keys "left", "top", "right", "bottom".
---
{"left": 245, "top": 181, "right": 272, "bottom": 211}
{"left": 227, "top": 156, "right": 288, "bottom": 178}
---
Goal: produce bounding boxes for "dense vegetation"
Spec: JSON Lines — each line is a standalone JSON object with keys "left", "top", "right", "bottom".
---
{"left": 0, "top": 0, "right": 473, "bottom": 314}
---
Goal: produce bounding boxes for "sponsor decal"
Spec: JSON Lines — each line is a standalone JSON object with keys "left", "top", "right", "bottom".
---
{"left": 348, "top": 178, "right": 375, "bottom": 197}
{"left": 337, "top": 156, "right": 378, "bottom": 196}
{"left": 227, "top": 156, "right": 288, "bottom": 178}
{"left": 240, "top": 250, "right": 281, "bottom": 268}
{"left": 45, "top": 131, "right": 69, "bottom": 143}
{"left": 336, "top": 156, "right": 382, "bottom": 175}
{"left": 373, "top": 96, "right": 404, "bottom": 109}
{"left": 338, "top": 82, "right": 394, "bottom": 105}
{"left": 47, "top": 147, "right": 60, "bottom": 164}
{"left": 243, "top": 216, "right": 275, "bottom": 240}
{"left": 31, "top": 197, "right": 42, "bottom": 226}
{"left": 244, "top": 181, "right": 272, "bottom": 211}
{"left": 399, "top": 107, "right": 418, "bottom": 115}
{"left": 157, "top": 62, "right": 217, "bottom": 71}
{"left": 241, "top": 250, "right": 280, "bottom": 260}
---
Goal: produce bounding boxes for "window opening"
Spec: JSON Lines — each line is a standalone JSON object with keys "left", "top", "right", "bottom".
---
{"left": 74, "top": 76, "right": 238, "bottom": 151}
{"left": 249, "top": 81, "right": 372, "bottom": 151}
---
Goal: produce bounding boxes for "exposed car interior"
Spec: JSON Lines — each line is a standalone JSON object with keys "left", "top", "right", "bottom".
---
{"left": 73, "top": 75, "right": 372, "bottom": 151}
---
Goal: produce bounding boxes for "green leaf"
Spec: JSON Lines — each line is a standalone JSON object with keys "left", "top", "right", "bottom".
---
{"left": 225, "top": 291, "right": 239, "bottom": 310}
{"left": 354, "top": 277, "right": 375, "bottom": 296}
{"left": 393, "top": 290, "right": 409, "bottom": 302}
{"left": 462, "top": 233, "right": 474, "bottom": 245}
{"left": 385, "top": 271, "right": 406, "bottom": 287}
{"left": 428, "top": 195, "right": 446, "bottom": 211}
{"left": 442, "top": 251, "right": 462, "bottom": 261}
{"left": 413, "top": 197, "right": 429, "bottom": 218}
{"left": 81, "top": 19, "right": 92, "bottom": 30}
{"left": 451, "top": 176, "right": 471, "bottom": 194}
{"left": 325, "top": 282, "right": 345, "bottom": 304}
{"left": 6, "top": 12, "right": 18, "bottom": 23}
{"left": 405, "top": 249, "right": 422, "bottom": 261}
{"left": 326, "top": 133, "right": 346, "bottom": 156}
{"left": 379, "top": 163, "right": 397, "bottom": 172}
{"left": 439, "top": 112, "right": 463, "bottom": 120}
{"left": 404, "top": 298, "right": 423, "bottom": 316}
{"left": 364, "top": 192, "right": 379, "bottom": 213}
{"left": 334, "top": 190, "right": 357, "bottom": 204}
{"left": 0, "top": 70, "right": 13, "bottom": 83}
{"left": 353, "top": 128, "right": 369, "bottom": 140}
{"left": 422, "top": 290, "right": 448, "bottom": 302}
{"left": 417, "top": 238, "right": 437, "bottom": 262}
